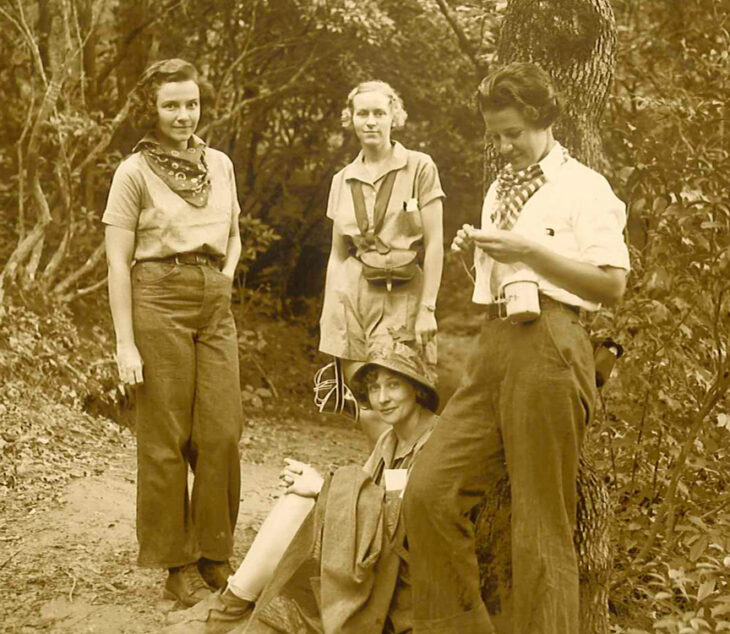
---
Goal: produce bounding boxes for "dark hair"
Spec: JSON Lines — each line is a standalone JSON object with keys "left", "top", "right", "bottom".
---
{"left": 128, "top": 58, "right": 213, "bottom": 131}
{"left": 353, "top": 366, "right": 432, "bottom": 411}
{"left": 476, "top": 62, "right": 561, "bottom": 129}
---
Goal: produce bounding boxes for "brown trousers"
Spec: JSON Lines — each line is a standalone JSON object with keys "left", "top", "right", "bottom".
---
{"left": 403, "top": 302, "right": 595, "bottom": 633}
{"left": 132, "top": 261, "right": 242, "bottom": 568}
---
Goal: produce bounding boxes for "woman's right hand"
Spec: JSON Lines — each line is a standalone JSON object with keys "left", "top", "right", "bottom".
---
{"left": 280, "top": 459, "right": 324, "bottom": 498}
{"left": 116, "top": 343, "right": 144, "bottom": 385}
{"left": 451, "top": 224, "right": 475, "bottom": 254}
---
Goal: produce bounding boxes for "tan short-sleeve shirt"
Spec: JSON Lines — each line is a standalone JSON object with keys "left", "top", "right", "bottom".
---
{"left": 102, "top": 148, "right": 240, "bottom": 260}
{"left": 326, "top": 141, "right": 445, "bottom": 254}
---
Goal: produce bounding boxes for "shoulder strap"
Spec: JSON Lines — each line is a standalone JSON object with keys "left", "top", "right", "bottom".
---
{"left": 348, "top": 168, "right": 398, "bottom": 238}
{"left": 371, "top": 169, "right": 397, "bottom": 234}
{"left": 350, "top": 180, "right": 370, "bottom": 236}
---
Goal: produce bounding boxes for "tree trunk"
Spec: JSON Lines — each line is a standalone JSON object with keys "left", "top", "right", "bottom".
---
{"left": 475, "top": 2, "right": 616, "bottom": 632}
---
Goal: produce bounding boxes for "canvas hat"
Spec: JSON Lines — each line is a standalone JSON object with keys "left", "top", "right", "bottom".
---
{"left": 352, "top": 338, "right": 439, "bottom": 412}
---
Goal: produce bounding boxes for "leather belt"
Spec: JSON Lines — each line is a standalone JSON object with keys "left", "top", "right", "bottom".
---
{"left": 138, "top": 252, "right": 223, "bottom": 269}
{"left": 484, "top": 293, "right": 580, "bottom": 321}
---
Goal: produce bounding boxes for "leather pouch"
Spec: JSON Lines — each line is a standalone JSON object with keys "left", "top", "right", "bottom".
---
{"left": 359, "top": 248, "right": 418, "bottom": 291}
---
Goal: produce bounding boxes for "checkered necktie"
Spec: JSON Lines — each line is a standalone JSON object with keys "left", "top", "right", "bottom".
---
{"left": 491, "top": 163, "right": 547, "bottom": 231}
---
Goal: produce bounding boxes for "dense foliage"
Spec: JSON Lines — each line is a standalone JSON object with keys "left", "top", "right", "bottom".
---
{"left": 599, "top": 1, "right": 730, "bottom": 631}
{"left": 0, "top": 0, "right": 484, "bottom": 308}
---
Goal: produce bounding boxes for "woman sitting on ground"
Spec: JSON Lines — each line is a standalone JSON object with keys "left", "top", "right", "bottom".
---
{"left": 164, "top": 337, "right": 440, "bottom": 634}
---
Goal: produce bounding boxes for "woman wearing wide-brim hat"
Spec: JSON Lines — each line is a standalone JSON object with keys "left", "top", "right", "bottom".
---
{"left": 163, "top": 338, "right": 440, "bottom": 634}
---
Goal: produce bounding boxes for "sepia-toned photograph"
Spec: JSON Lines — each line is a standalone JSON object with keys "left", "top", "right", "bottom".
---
{"left": 0, "top": 1, "right": 728, "bottom": 632}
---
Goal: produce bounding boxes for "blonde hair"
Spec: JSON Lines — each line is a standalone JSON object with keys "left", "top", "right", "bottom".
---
{"left": 341, "top": 80, "right": 408, "bottom": 129}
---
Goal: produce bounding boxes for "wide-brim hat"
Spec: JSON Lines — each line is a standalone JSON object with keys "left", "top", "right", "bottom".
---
{"left": 351, "top": 339, "right": 439, "bottom": 412}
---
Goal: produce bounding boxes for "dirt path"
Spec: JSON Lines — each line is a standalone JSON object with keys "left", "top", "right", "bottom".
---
{"left": 0, "top": 412, "right": 368, "bottom": 633}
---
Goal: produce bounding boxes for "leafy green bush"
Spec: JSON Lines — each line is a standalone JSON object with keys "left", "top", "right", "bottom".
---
{"left": 601, "top": 1, "right": 730, "bottom": 628}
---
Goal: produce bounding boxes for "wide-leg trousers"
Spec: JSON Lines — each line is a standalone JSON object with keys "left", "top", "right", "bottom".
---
{"left": 403, "top": 301, "right": 596, "bottom": 633}
{"left": 132, "top": 260, "right": 243, "bottom": 568}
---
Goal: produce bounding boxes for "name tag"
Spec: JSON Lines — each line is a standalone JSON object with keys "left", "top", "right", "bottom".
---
{"left": 384, "top": 468, "right": 408, "bottom": 492}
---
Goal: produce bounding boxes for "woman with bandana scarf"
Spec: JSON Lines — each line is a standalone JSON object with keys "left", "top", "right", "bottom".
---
{"left": 402, "top": 62, "right": 630, "bottom": 633}
{"left": 103, "top": 59, "right": 243, "bottom": 608}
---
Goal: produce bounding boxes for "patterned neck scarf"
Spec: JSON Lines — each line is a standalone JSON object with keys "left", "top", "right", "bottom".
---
{"left": 491, "top": 145, "right": 570, "bottom": 230}
{"left": 134, "top": 133, "right": 211, "bottom": 208}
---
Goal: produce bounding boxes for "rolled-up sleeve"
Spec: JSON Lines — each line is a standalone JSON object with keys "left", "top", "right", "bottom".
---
{"left": 574, "top": 174, "right": 631, "bottom": 271}
{"left": 101, "top": 159, "right": 142, "bottom": 231}
{"left": 226, "top": 156, "right": 241, "bottom": 233}
{"left": 416, "top": 158, "right": 446, "bottom": 208}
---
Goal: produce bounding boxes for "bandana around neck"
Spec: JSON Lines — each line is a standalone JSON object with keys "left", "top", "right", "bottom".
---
{"left": 491, "top": 145, "right": 570, "bottom": 231}
{"left": 134, "top": 133, "right": 211, "bottom": 208}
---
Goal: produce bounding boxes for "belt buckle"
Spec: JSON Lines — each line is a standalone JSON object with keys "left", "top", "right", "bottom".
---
{"left": 487, "top": 296, "right": 507, "bottom": 320}
{"left": 495, "top": 295, "right": 507, "bottom": 320}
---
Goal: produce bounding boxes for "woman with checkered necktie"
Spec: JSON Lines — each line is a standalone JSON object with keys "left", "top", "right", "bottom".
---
{"left": 402, "top": 62, "right": 630, "bottom": 633}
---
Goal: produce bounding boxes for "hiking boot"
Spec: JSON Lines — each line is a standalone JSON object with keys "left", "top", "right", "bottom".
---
{"left": 198, "top": 558, "right": 234, "bottom": 589}
{"left": 163, "top": 588, "right": 253, "bottom": 633}
{"left": 164, "top": 563, "right": 212, "bottom": 607}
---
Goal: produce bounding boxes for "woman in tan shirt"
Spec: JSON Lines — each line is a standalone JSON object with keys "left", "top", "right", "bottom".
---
{"left": 103, "top": 59, "right": 243, "bottom": 608}
{"left": 318, "top": 81, "right": 445, "bottom": 445}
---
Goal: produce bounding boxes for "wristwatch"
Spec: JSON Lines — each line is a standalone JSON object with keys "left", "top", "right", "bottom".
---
{"left": 421, "top": 302, "right": 436, "bottom": 313}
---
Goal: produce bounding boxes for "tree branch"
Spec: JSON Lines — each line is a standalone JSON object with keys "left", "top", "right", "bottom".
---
{"left": 433, "top": 0, "right": 482, "bottom": 72}
{"left": 61, "top": 276, "right": 108, "bottom": 303}
{"left": 199, "top": 48, "right": 318, "bottom": 137}
{"left": 2, "top": 0, "right": 49, "bottom": 86}
{"left": 94, "top": 0, "right": 186, "bottom": 92}
{"left": 73, "top": 97, "right": 133, "bottom": 177}
{"left": 52, "top": 241, "right": 106, "bottom": 296}
{"left": 213, "top": 0, "right": 259, "bottom": 116}
{"left": 15, "top": 88, "right": 37, "bottom": 240}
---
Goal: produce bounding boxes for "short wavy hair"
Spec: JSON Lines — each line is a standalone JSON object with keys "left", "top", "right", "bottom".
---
{"left": 476, "top": 62, "right": 561, "bottom": 129}
{"left": 128, "top": 58, "right": 213, "bottom": 131}
{"left": 341, "top": 80, "right": 408, "bottom": 130}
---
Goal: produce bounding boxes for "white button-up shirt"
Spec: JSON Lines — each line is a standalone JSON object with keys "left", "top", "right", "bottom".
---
{"left": 472, "top": 142, "right": 630, "bottom": 312}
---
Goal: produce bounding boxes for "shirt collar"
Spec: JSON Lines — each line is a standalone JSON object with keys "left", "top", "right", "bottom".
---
{"left": 344, "top": 141, "right": 408, "bottom": 185}
{"left": 537, "top": 141, "right": 566, "bottom": 182}
{"left": 390, "top": 410, "right": 437, "bottom": 462}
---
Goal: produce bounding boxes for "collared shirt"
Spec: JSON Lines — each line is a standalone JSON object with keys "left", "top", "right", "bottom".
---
{"left": 472, "top": 142, "right": 630, "bottom": 311}
{"left": 362, "top": 410, "right": 437, "bottom": 482}
{"left": 326, "top": 141, "right": 445, "bottom": 254}
{"left": 102, "top": 146, "right": 240, "bottom": 260}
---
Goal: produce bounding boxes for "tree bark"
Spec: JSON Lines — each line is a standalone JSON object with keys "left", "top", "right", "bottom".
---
{"left": 484, "top": 0, "right": 616, "bottom": 183}
{"left": 474, "top": 2, "right": 616, "bottom": 632}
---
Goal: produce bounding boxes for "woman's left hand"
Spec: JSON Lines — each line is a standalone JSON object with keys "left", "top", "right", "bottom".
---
{"left": 465, "top": 227, "right": 535, "bottom": 264}
{"left": 415, "top": 307, "right": 437, "bottom": 348}
{"left": 279, "top": 459, "right": 324, "bottom": 498}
